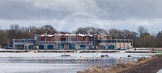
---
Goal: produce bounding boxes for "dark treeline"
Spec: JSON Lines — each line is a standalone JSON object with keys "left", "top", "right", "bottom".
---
{"left": 0, "top": 24, "right": 162, "bottom": 48}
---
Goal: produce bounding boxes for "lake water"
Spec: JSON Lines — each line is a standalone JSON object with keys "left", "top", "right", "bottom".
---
{"left": 0, "top": 63, "right": 85, "bottom": 73}
{"left": 0, "top": 57, "right": 138, "bottom": 73}
{"left": 0, "top": 53, "right": 154, "bottom": 73}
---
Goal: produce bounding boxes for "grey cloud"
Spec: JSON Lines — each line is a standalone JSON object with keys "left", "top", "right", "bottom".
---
{"left": 0, "top": 0, "right": 162, "bottom": 20}
{"left": 0, "top": 0, "right": 39, "bottom": 19}
{"left": 0, "top": 0, "right": 71, "bottom": 20}
{"left": 0, "top": 0, "right": 162, "bottom": 33}
{"left": 96, "top": 0, "right": 162, "bottom": 20}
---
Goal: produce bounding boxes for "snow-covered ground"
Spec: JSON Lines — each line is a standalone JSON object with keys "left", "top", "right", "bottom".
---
{"left": 0, "top": 52, "right": 156, "bottom": 58}
{"left": 157, "top": 69, "right": 162, "bottom": 73}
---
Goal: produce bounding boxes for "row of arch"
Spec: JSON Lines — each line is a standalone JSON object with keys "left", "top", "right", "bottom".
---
{"left": 28, "top": 44, "right": 115, "bottom": 50}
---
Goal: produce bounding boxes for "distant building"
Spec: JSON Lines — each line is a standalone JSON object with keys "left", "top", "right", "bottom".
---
{"left": 13, "top": 34, "right": 133, "bottom": 50}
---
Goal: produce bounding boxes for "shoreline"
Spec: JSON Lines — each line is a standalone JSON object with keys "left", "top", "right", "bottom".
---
{"left": 0, "top": 52, "right": 156, "bottom": 58}
{"left": 119, "top": 55, "right": 162, "bottom": 73}
{"left": 77, "top": 55, "right": 162, "bottom": 73}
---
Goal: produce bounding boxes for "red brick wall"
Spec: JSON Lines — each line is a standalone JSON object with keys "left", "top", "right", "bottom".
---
{"left": 38, "top": 35, "right": 106, "bottom": 41}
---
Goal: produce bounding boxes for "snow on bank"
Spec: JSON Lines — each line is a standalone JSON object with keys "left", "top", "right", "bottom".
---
{"left": 0, "top": 52, "right": 155, "bottom": 58}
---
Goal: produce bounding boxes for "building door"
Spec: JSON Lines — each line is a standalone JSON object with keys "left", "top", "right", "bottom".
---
{"left": 80, "top": 45, "right": 86, "bottom": 50}
{"left": 109, "top": 45, "right": 115, "bottom": 50}
{"left": 47, "top": 45, "right": 54, "bottom": 50}
{"left": 58, "top": 44, "right": 64, "bottom": 49}
{"left": 69, "top": 44, "right": 75, "bottom": 50}
{"left": 39, "top": 45, "right": 45, "bottom": 50}
{"left": 28, "top": 45, "right": 34, "bottom": 50}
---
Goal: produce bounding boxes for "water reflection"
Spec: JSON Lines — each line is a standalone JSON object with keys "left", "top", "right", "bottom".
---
{"left": 0, "top": 57, "right": 137, "bottom": 73}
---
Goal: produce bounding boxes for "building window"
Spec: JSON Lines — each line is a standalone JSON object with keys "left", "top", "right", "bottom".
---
{"left": 39, "top": 45, "right": 44, "bottom": 50}
{"left": 16, "top": 45, "right": 24, "bottom": 50}
{"left": 69, "top": 44, "right": 75, "bottom": 50}
{"left": 109, "top": 45, "right": 115, "bottom": 50}
{"left": 58, "top": 44, "right": 64, "bottom": 49}
{"left": 41, "top": 37, "right": 45, "bottom": 41}
{"left": 88, "top": 45, "right": 93, "bottom": 50}
{"left": 28, "top": 45, "right": 34, "bottom": 50}
{"left": 99, "top": 45, "right": 105, "bottom": 50}
{"left": 61, "top": 37, "right": 66, "bottom": 41}
{"left": 80, "top": 45, "right": 86, "bottom": 49}
{"left": 47, "top": 45, "right": 54, "bottom": 50}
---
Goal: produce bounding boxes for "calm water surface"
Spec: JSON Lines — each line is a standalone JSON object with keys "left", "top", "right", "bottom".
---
{"left": 0, "top": 57, "right": 137, "bottom": 73}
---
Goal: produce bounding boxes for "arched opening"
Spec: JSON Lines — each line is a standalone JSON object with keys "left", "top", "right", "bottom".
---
{"left": 69, "top": 44, "right": 75, "bottom": 50}
{"left": 109, "top": 45, "right": 115, "bottom": 50}
{"left": 80, "top": 45, "right": 86, "bottom": 49}
{"left": 39, "top": 45, "right": 45, "bottom": 50}
{"left": 47, "top": 45, "right": 54, "bottom": 50}
{"left": 28, "top": 45, "right": 34, "bottom": 50}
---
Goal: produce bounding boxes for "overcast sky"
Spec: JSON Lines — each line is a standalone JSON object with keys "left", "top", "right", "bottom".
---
{"left": 0, "top": 0, "right": 162, "bottom": 33}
